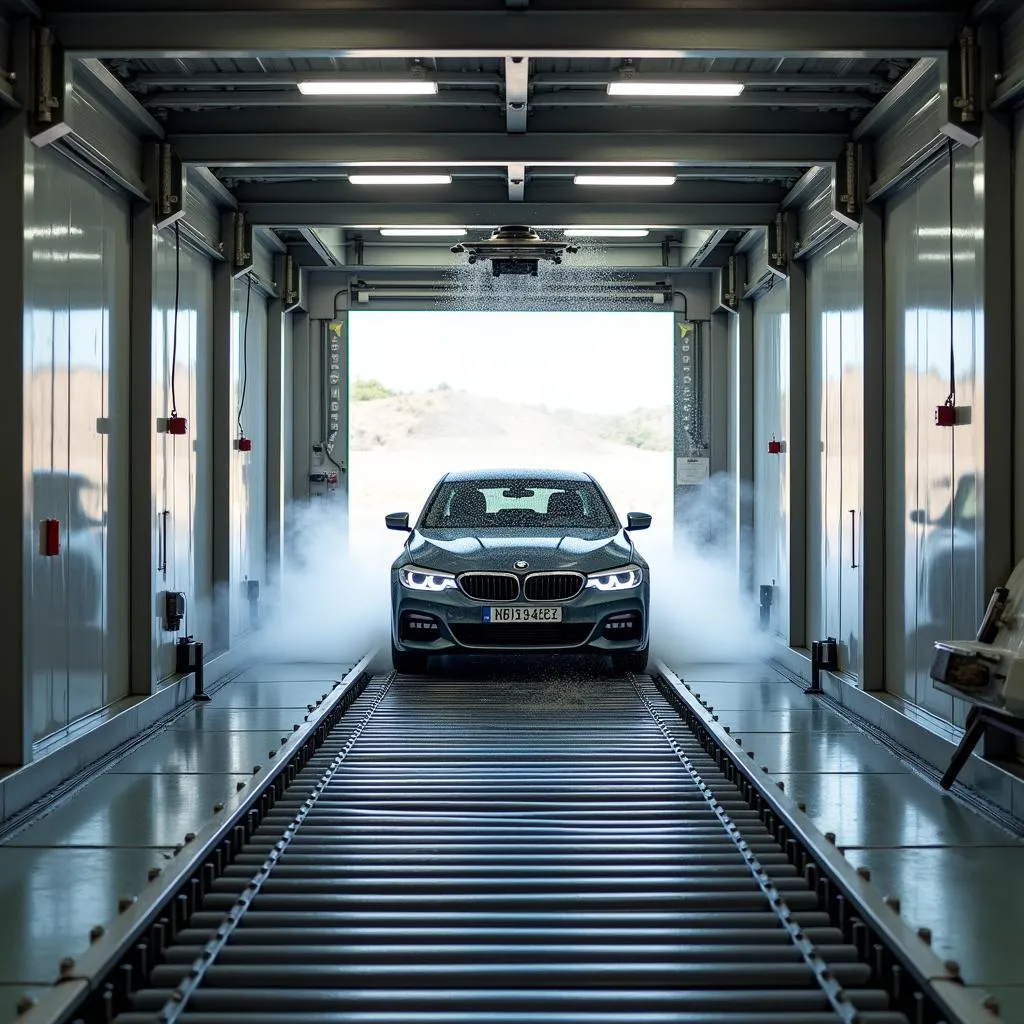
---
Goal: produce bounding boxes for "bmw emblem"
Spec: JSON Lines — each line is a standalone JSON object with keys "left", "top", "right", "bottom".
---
{"left": 513, "top": 560, "right": 529, "bottom": 570}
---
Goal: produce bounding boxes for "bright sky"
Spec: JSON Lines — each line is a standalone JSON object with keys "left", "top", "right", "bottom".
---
{"left": 349, "top": 311, "right": 673, "bottom": 413}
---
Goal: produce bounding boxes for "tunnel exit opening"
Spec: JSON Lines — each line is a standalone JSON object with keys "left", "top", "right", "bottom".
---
{"left": 346, "top": 310, "right": 675, "bottom": 547}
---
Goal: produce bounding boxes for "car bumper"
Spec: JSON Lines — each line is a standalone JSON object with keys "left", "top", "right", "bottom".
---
{"left": 391, "top": 576, "right": 650, "bottom": 655}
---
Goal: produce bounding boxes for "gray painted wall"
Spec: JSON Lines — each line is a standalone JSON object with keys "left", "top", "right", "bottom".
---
{"left": 152, "top": 227, "right": 214, "bottom": 680}
{"left": 883, "top": 147, "right": 984, "bottom": 726}
{"left": 753, "top": 280, "right": 790, "bottom": 640}
{"left": 22, "top": 141, "right": 131, "bottom": 742}
{"left": 229, "top": 277, "right": 269, "bottom": 642}
{"left": 805, "top": 230, "right": 864, "bottom": 678}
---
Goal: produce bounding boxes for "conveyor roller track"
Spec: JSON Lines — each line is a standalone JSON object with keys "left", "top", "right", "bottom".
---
{"left": 100, "top": 673, "right": 921, "bottom": 1024}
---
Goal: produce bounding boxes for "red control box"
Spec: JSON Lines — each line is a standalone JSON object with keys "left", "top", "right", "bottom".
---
{"left": 237, "top": 437, "right": 253, "bottom": 452}
{"left": 935, "top": 404, "right": 957, "bottom": 427}
{"left": 41, "top": 519, "right": 60, "bottom": 557}
{"left": 168, "top": 415, "right": 188, "bottom": 435}
{"left": 767, "top": 438, "right": 782, "bottom": 455}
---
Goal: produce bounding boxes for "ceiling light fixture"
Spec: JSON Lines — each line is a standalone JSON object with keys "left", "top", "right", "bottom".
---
{"left": 379, "top": 227, "right": 467, "bottom": 237}
{"left": 563, "top": 228, "right": 650, "bottom": 238}
{"left": 297, "top": 80, "right": 438, "bottom": 96}
{"left": 573, "top": 175, "right": 675, "bottom": 187}
{"left": 349, "top": 174, "right": 453, "bottom": 185}
{"left": 608, "top": 81, "right": 744, "bottom": 97}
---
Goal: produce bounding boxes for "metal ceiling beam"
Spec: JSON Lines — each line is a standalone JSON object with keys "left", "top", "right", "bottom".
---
{"left": 161, "top": 105, "right": 851, "bottom": 137}
{"left": 127, "top": 71, "right": 505, "bottom": 89}
{"left": 48, "top": 9, "right": 963, "bottom": 59}
{"left": 241, "top": 201, "right": 781, "bottom": 229}
{"left": 126, "top": 71, "right": 883, "bottom": 91}
{"left": 143, "top": 90, "right": 504, "bottom": 109}
{"left": 531, "top": 72, "right": 889, "bottom": 88}
{"left": 219, "top": 165, "right": 805, "bottom": 183}
{"left": 172, "top": 131, "right": 848, "bottom": 168}
{"left": 232, "top": 179, "right": 786, "bottom": 205}
{"left": 140, "top": 89, "right": 874, "bottom": 110}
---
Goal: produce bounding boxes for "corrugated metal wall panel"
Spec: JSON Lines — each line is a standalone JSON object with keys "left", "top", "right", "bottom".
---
{"left": 863, "top": 61, "right": 949, "bottom": 200}
{"left": 253, "top": 231, "right": 277, "bottom": 290}
{"left": 62, "top": 74, "right": 145, "bottom": 196}
{"left": 999, "top": 5, "right": 1024, "bottom": 108}
{"left": 796, "top": 182, "right": 849, "bottom": 260}
{"left": 182, "top": 169, "right": 223, "bottom": 257}
{"left": 741, "top": 230, "right": 772, "bottom": 296}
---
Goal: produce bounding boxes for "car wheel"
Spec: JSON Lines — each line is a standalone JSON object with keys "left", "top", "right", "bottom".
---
{"left": 392, "top": 643, "right": 428, "bottom": 675}
{"left": 612, "top": 647, "right": 649, "bottom": 674}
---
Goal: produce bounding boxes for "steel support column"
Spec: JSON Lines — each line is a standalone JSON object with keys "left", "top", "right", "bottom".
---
{"left": 210, "top": 224, "right": 234, "bottom": 653}
{"left": 860, "top": 204, "right": 886, "bottom": 691}
{"left": 737, "top": 298, "right": 755, "bottom": 592}
{"left": 0, "top": 25, "right": 31, "bottom": 766}
{"left": 979, "top": 112, "right": 1015, "bottom": 597}
{"left": 265, "top": 262, "right": 286, "bottom": 584}
{"left": 128, "top": 153, "right": 158, "bottom": 696}
{"left": 709, "top": 311, "right": 731, "bottom": 480}
{"left": 290, "top": 312, "right": 311, "bottom": 511}
{"left": 786, "top": 251, "right": 808, "bottom": 650}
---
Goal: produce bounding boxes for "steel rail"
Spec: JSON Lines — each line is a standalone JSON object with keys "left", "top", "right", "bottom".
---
{"left": 15, "top": 659, "right": 998, "bottom": 1024}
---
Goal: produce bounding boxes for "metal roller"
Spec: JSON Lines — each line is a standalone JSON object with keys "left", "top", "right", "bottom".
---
{"left": 111, "top": 675, "right": 911, "bottom": 1024}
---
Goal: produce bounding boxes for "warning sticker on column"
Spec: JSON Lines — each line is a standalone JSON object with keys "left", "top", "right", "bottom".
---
{"left": 676, "top": 457, "right": 710, "bottom": 485}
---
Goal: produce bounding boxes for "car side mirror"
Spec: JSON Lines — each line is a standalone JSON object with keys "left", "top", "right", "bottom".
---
{"left": 909, "top": 509, "right": 927, "bottom": 525}
{"left": 385, "top": 512, "right": 411, "bottom": 532}
{"left": 626, "top": 512, "right": 652, "bottom": 531}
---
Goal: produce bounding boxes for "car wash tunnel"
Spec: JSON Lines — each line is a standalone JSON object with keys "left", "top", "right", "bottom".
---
{"left": 4, "top": 1, "right": 1024, "bottom": 1022}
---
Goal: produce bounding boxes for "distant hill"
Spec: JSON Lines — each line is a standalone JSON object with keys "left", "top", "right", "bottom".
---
{"left": 350, "top": 385, "right": 671, "bottom": 454}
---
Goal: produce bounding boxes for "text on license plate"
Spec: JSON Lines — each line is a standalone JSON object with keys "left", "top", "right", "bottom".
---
{"left": 484, "top": 606, "right": 563, "bottom": 623}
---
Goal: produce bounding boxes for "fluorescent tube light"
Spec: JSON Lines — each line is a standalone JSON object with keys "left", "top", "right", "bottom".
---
{"left": 573, "top": 175, "right": 675, "bottom": 187}
{"left": 349, "top": 174, "right": 453, "bottom": 185}
{"left": 563, "top": 228, "right": 650, "bottom": 238}
{"left": 608, "top": 81, "right": 744, "bottom": 97}
{"left": 298, "top": 80, "right": 438, "bottom": 96}
{"left": 379, "top": 227, "right": 466, "bottom": 237}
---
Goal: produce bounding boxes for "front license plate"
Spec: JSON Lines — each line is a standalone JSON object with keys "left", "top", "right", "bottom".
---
{"left": 484, "top": 606, "right": 563, "bottom": 623}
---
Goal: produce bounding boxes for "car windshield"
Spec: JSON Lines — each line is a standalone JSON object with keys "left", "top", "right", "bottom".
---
{"left": 421, "top": 479, "right": 617, "bottom": 530}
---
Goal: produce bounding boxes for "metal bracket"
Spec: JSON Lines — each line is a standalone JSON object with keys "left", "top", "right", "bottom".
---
{"left": 767, "top": 213, "right": 789, "bottom": 277}
{"left": 29, "top": 24, "right": 68, "bottom": 145}
{"left": 949, "top": 26, "right": 981, "bottom": 131}
{"left": 223, "top": 211, "right": 253, "bottom": 278}
{"left": 718, "top": 254, "right": 739, "bottom": 312}
{"left": 154, "top": 142, "right": 185, "bottom": 229}
{"left": 833, "top": 140, "right": 863, "bottom": 228}
{"left": 282, "top": 253, "right": 301, "bottom": 311}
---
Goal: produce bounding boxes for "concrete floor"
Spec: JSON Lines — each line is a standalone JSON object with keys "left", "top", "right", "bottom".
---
{"left": 0, "top": 656, "right": 1020, "bottom": 1022}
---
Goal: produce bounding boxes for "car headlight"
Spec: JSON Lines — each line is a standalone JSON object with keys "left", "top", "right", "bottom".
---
{"left": 586, "top": 565, "right": 643, "bottom": 591}
{"left": 399, "top": 566, "right": 458, "bottom": 592}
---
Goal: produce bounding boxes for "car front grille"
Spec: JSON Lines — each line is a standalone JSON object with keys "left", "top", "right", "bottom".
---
{"left": 523, "top": 572, "right": 585, "bottom": 602}
{"left": 450, "top": 623, "right": 593, "bottom": 647}
{"left": 458, "top": 573, "right": 520, "bottom": 602}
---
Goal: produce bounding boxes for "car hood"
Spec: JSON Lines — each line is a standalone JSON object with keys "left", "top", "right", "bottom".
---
{"left": 401, "top": 528, "right": 639, "bottom": 574}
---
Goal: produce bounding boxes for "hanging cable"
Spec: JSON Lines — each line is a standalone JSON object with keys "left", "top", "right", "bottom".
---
{"left": 237, "top": 272, "right": 252, "bottom": 437}
{"left": 945, "top": 139, "right": 956, "bottom": 410}
{"left": 170, "top": 221, "right": 181, "bottom": 418}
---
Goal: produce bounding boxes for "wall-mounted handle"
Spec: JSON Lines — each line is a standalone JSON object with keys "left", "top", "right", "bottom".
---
{"left": 849, "top": 509, "right": 858, "bottom": 569}
{"left": 159, "top": 510, "right": 170, "bottom": 578}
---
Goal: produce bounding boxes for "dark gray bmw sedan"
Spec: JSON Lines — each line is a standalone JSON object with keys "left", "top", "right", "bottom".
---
{"left": 386, "top": 469, "right": 651, "bottom": 674}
